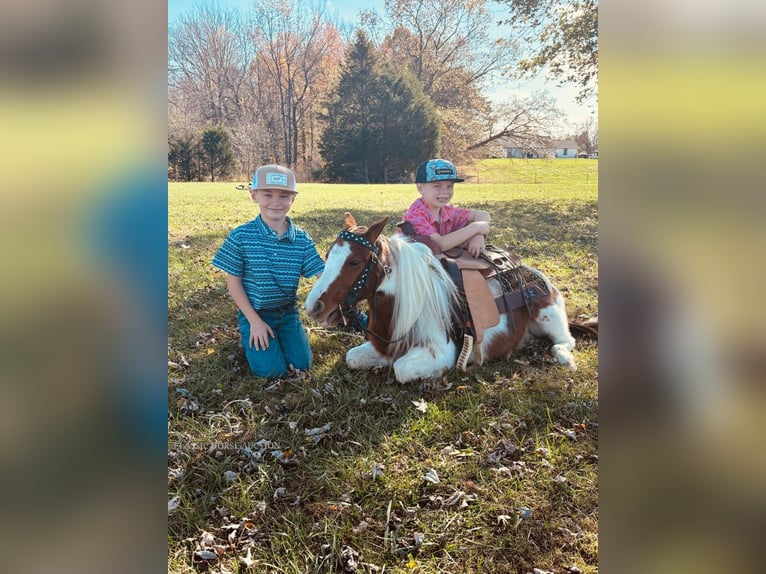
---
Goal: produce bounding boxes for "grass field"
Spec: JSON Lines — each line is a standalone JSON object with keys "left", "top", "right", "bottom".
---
{"left": 168, "top": 158, "right": 598, "bottom": 573}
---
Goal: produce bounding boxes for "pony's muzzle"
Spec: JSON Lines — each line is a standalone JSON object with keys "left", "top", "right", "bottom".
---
{"left": 306, "top": 299, "right": 343, "bottom": 327}
{"left": 307, "top": 299, "right": 325, "bottom": 319}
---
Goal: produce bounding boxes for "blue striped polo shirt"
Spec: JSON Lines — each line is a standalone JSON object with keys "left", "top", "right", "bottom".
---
{"left": 212, "top": 215, "right": 325, "bottom": 310}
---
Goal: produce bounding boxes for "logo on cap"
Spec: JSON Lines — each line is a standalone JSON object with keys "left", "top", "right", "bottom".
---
{"left": 266, "top": 172, "right": 288, "bottom": 186}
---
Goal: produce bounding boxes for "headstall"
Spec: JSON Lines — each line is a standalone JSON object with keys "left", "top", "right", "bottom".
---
{"left": 337, "top": 230, "right": 391, "bottom": 307}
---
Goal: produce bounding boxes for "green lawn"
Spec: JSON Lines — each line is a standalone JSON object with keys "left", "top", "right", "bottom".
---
{"left": 168, "top": 158, "right": 598, "bottom": 573}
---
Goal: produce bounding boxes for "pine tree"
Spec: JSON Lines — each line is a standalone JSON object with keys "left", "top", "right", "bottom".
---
{"left": 319, "top": 31, "right": 439, "bottom": 183}
{"left": 376, "top": 65, "right": 440, "bottom": 183}
{"left": 168, "top": 135, "right": 200, "bottom": 182}
{"left": 200, "top": 125, "right": 235, "bottom": 182}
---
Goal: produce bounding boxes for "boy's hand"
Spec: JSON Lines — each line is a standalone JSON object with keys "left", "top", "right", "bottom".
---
{"left": 248, "top": 317, "right": 274, "bottom": 350}
{"left": 466, "top": 234, "right": 486, "bottom": 257}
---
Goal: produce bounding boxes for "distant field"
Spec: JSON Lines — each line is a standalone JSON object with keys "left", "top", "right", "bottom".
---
{"left": 168, "top": 158, "right": 598, "bottom": 573}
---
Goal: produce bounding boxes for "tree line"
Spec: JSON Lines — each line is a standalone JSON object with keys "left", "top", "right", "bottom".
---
{"left": 168, "top": 0, "right": 597, "bottom": 183}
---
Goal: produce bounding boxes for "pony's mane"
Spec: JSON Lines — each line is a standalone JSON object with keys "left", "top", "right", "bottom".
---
{"left": 386, "top": 235, "right": 458, "bottom": 356}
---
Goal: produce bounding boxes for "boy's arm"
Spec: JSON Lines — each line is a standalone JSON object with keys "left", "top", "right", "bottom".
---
{"left": 468, "top": 209, "right": 490, "bottom": 224}
{"left": 225, "top": 273, "right": 274, "bottom": 349}
{"left": 463, "top": 209, "right": 490, "bottom": 256}
{"left": 429, "top": 217, "right": 490, "bottom": 253}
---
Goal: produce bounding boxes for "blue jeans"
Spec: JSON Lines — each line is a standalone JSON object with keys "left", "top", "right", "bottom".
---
{"left": 237, "top": 304, "right": 312, "bottom": 378}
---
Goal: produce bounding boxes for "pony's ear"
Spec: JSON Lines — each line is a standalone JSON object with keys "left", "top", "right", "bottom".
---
{"left": 343, "top": 212, "right": 357, "bottom": 230}
{"left": 365, "top": 216, "right": 390, "bottom": 242}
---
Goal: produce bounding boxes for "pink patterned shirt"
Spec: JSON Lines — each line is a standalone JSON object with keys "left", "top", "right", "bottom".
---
{"left": 402, "top": 197, "right": 471, "bottom": 236}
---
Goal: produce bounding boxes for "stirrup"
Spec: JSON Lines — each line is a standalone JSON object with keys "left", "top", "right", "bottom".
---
{"left": 457, "top": 334, "right": 473, "bottom": 372}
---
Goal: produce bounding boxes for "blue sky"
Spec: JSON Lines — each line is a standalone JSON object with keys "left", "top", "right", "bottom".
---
{"left": 168, "top": 0, "right": 377, "bottom": 27}
{"left": 167, "top": 0, "right": 595, "bottom": 129}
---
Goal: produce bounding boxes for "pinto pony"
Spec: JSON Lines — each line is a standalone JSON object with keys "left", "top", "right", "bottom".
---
{"left": 305, "top": 213, "right": 579, "bottom": 383}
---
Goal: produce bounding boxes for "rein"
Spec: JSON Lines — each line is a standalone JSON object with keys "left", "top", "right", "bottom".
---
{"left": 338, "top": 304, "right": 406, "bottom": 346}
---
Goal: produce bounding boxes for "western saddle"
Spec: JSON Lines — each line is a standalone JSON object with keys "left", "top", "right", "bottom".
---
{"left": 396, "top": 221, "right": 550, "bottom": 371}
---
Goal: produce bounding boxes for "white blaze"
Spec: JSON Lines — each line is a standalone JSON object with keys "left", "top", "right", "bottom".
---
{"left": 305, "top": 242, "right": 351, "bottom": 313}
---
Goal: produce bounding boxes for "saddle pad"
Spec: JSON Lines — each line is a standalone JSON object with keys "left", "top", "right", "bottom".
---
{"left": 463, "top": 270, "right": 500, "bottom": 342}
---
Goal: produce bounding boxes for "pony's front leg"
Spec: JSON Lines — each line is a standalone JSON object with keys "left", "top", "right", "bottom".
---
{"left": 346, "top": 341, "right": 392, "bottom": 371}
{"left": 392, "top": 342, "right": 457, "bottom": 383}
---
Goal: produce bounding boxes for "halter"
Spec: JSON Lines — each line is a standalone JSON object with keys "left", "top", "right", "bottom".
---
{"left": 338, "top": 230, "right": 391, "bottom": 307}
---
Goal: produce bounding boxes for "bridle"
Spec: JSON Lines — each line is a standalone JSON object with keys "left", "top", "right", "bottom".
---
{"left": 337, "top": 229, "right": 391, "bottom": 307}
{"left": 335, "top": 229, "right": 403, "bottom": 345}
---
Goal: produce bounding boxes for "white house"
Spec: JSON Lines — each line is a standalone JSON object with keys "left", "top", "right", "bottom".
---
{"left": 552, "top": 139, "right": 578, "bottom": 159}
{"left": 499, "top": 137, "right": 579, "bottom": 159}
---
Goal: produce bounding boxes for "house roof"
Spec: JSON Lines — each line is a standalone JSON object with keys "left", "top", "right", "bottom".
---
{"left": 498, "top": 136, "right": 578, "bottom": 150}
{"left": 498, "top": 136, "right": 552, "bottom": 148}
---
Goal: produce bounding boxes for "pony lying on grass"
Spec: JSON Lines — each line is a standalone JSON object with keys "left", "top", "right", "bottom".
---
{"left": 306, "top": 213, "right": 590, "bottom": 383}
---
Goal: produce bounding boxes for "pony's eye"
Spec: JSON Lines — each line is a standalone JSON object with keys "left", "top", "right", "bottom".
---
{"left": 347, "top": 259, "right": 361, "bottom": 267}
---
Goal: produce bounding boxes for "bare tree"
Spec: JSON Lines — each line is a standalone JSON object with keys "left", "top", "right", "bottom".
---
{"left": 383, "top": 0, "right": 513, "bottom": 97}
{"left": 573, "top": 114, "right": 598, "bottom": 154}
{"left": 378, "top": 0, "right": 517, "bottom": 158}
{"left": 468, "top": 92, "right": 563, "bottom": 151}
{"left": 248, "top": 0, "right": 343, "bottom": 170}
{"left": 168, "top": 2, "right": 250, "bottom": 125}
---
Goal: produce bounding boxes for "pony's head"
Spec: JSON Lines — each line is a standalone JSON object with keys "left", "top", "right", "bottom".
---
{"left": 305, "top": 212, "right": 390, "bottom": 326}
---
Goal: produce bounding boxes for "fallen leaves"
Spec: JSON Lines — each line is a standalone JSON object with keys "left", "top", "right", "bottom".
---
{"left": 352, "top": 520, "right": 369, "bottom": 534}
{"left": 440, "top": 444, "right": 476, "bottom": 459}
{"left": 175, "top": 388, "right": 202, "bottom": 415}
{"left": 338, "top": 544, "right": 360, "bottom": 572}
{"left": 168, "top": 495, "right": 180, "bottom": 515}
{"left": 442, "top": 490, "right": 478, "bottom": 509}
{"left": 517, "top": 506, "right": 533, "bottom": 519}
{"left": 411, "top": 398, "right": 428, "bottom": 413}
{"left": 421, "top": 468, "right": 440, "bottom": 484}
{"left": 166, "top": 357, "right": 596, "bottom": 572}
{"left": 368, "top": 462, "right": 385, "bottom": 481}
{"left": 304, "top": 422, "right": 332, "bottom": 436}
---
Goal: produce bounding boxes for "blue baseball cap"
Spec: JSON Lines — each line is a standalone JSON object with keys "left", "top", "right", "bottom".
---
{"left": 415, "top": 159, "right": 464, "bottom": 183}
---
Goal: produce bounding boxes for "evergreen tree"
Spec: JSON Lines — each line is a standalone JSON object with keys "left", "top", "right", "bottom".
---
{"left": 200, "top": 125, "right": 235, "bottom": 182}
{"left": 375, "top": 65, "right": 440, "bottom": 183}
{"left": 319, "top": 31, "right": 439, "bottom": 183}
{"left": 168, "top": 135, "right": 200, "bottom": 182}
